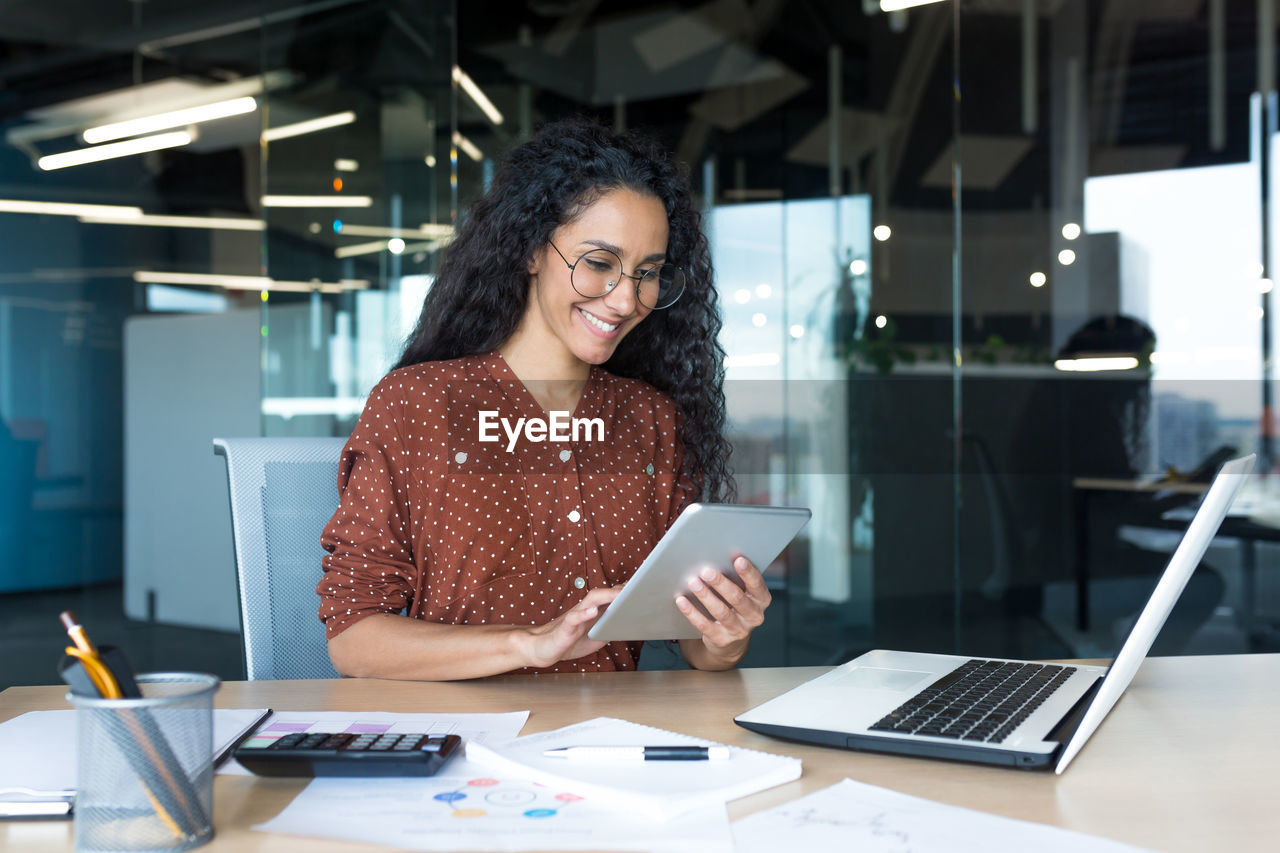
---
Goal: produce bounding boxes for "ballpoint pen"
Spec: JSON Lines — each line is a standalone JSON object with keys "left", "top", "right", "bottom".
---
{"left": 542, "top": 745, "right": 731, "bottom": 761}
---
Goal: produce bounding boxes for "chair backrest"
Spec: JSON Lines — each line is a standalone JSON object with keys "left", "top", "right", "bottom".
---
{"left": 214, "top": 437, "right": 348, "bottom": 679}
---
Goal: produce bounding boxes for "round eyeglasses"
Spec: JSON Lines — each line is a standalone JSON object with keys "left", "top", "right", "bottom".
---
{"left": 548, "top": 241, "right": 686, "bottom": 310}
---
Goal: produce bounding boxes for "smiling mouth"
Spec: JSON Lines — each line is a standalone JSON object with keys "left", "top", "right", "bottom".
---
{"left": 577, "top": 307, "right": 619, "bottom": 333}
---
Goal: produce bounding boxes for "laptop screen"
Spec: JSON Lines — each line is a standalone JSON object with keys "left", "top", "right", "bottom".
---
{"left": 1054, "top": 454, "right": 1254, "bottom": 774}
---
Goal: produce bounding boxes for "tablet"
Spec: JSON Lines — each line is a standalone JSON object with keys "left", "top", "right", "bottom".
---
{"left": 587, "top": 503, "right": 811, "bottom": 642}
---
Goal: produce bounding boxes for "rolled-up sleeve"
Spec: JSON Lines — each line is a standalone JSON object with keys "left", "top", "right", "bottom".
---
{"left": 317, "top": 379, "right": 418, "bottom": 639}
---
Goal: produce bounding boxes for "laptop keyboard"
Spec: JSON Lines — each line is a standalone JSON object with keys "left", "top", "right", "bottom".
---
{"left": 868, "top": 659, "right": 1076, "bottom": 743}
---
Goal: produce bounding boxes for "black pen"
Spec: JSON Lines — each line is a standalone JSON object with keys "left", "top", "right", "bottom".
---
{"left": 542, "top": 745, "right": 730, "bottom": 761}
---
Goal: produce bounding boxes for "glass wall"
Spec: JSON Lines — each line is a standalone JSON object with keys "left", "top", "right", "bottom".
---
{"left": 1, "top": 1, "right": 1276, "bottom": 688}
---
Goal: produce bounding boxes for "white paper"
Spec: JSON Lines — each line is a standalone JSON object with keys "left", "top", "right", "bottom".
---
{"left": 0, "top": 708, "right": 268, "bottom": 797}
{"left": 254, "top": 769, "right": 732, "bottom": 852}
{"left": 219, "top": 710, "right": 530, "bottom": 775}
{"left": 465, "top": 716, "right": 801, "bottom": 820}
{"left": 731, "top": 778, "right": 1153, "bottom": 853}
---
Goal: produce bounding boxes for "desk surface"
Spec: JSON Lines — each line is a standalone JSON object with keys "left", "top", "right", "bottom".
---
{"left": 3, "top": 655, "right": 1276, "bottom": 852}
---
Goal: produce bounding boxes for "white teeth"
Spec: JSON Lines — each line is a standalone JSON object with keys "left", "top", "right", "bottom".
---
{"left": 579, "top": 309, "right": 618, "bottom": 332}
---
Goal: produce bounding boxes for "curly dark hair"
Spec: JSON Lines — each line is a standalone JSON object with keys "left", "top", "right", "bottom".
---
{"left": 396, "top": 116, "right": 734, "bottom": 502}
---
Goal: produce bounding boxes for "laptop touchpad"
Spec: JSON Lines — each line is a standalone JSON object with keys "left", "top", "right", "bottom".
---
{"left": 838, "top": 667, "right": 932, "bottom": 691}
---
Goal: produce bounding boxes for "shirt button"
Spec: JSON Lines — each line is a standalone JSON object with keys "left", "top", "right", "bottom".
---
{"left": 454, "top": 451, "right": 467, "bottom": 464}
{"left": 573, "top": 577, "right": 586, "bottom": 589}
{"left": 559, "top": 449, "right": 572, "bottom": 462}
{"left": 568, "top": 509, "right": 581, "bottom": 523}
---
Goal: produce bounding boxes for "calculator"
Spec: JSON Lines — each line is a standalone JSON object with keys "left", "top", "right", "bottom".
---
{"left": 233, "top": 731, "right": 463, "bottom": 778}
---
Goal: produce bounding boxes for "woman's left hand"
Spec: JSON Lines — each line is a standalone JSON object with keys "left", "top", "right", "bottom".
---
{"left": 675, "top": 556, "right": 771, "bottom": 670}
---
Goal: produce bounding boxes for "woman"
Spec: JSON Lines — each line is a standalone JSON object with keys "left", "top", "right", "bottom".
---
{"left": 318, "top": 117, "right": 769, "bottom": 679}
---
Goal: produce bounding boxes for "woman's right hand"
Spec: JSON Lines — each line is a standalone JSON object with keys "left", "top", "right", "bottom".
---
{"left": 521, "top": 586, "right": 621, "bottom": 669}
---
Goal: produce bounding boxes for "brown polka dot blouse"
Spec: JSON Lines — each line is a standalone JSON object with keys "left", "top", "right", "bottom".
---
{"left": 318, "top": 351, "right": 692, "bottom": 674}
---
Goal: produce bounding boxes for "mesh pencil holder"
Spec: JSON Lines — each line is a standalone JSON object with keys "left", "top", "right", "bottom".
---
{"left": 68, "top": 672, "right": 220, "bottom": 853}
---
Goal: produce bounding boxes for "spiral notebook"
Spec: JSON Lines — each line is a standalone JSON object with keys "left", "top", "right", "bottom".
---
{"left": 463, "top": 716, "right": 802, "bottom": 820}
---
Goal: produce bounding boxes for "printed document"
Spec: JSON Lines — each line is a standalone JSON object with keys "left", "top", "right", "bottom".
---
{"left": 255, "top": 760, "right": 732, "bottom": 852}
{"left": 731, "top": 778, "right": 1153, "bottom": 853}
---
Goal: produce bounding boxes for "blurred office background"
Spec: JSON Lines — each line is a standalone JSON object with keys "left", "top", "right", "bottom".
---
{"left": 3, "top": 0, "right": 1280, "bottom": 688}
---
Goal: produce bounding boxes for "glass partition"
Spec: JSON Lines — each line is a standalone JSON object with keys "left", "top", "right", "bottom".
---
{"left": 2, "top": 1, "right": 1277, "bottom": 691}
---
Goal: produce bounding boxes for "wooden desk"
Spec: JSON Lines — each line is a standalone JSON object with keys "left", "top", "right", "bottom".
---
{"left": 3, "top": 656, "right": 1276, "bottom": 852}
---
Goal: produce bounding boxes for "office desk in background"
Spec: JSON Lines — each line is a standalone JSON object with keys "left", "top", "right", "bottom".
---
{"left": 1074, "top": 478, "right": 1280, "bottom": 640}
{"left": 2, "top": 656, "right": 1276, "bottom": 853}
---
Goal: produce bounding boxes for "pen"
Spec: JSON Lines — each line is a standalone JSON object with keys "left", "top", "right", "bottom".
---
{"left": 60, "top": 611, "right": 122, "bottom": 699}
{"left": 542, "top": 745, "right": 731, "bottom": 761}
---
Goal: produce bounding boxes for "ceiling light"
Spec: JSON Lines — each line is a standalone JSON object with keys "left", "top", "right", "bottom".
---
{"left": 452, "top": 131, "right": 483, "bottom": 162}
{"left": 133, "top": 271, "right": 369, "bottom": 293}
{"left": 1029, "top": 271, "right": 1047, "bottom": 287}
{"left": 1058, "top": 249, "right": 1077, "bottom": 265}
{"left": 331, "top": 223, "right": 454, "bottom": 239}
{"left": 452, "top": 66, "right": 505, "bottom": 126}
{"left": 38, "top": 130, "right": 193, "bottom": 171}
{"left": 262, "top": 111, "right": 356, "bottom": 142}
{"left": 880, "top": 0, "right": 947, "bottom": 11}
{"left": 334, "top": 239, "right": 442, "bottom": 259}
{"left": 83, "top": 97, "right": 256, "bottom": 143}
{"left": 334, "top": 158, "right": 359, "bottom": 172}
{"left": 1061, "top": 222, "right": 1082, "bottom": 240}
{"left": 1053, "top": 356, "right": 1140, "bottom": 372}
{"left": 873, "top": 225, "right": 892, "bottom": 241}
{"left": 261, "top": 195, "right": 372, "bottom": 208}
{"left": 78, "top": 214, "right": 264, "bottom": 231}
{"left": 0, "top": 199, "right": 142, "bottom": 218}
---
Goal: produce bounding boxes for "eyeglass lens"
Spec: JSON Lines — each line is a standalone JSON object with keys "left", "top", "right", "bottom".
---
{"left": 572, "top": 249, "right": 685, "bottom": 309}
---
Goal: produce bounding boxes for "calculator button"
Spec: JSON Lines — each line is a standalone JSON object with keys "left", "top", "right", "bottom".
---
{"left": 419, "top": 738, "right": 443, "bottom": 752}
{"left": 274, "top": 733, "right": 305, "bottom": 748}
{"left": 320, "top": 733, "right": 354, "bottom": 749}
{"left": 348, "top": 735, "right": 377, "bottom": 750}
{"left": 299, "top": 733, "right": 329, "bottom": 748}
{"left": 370, "top": 734, "right": 401, "bottom": 750}
{"left": 395, "top": 736, "right": 425, "bottom": 751}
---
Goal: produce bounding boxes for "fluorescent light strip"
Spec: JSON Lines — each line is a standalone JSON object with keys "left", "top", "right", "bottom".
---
{"left": 452, "top": 131, "right": 483, "bottom": 162}
{"left": 0, "top": 199, "right": 142, "bottom": 218}
{"left": 1053, "top": 357, "right": 1140, "bottom": 372}
{"left": 78, "top": 214, "right": 264, "bottom": 231}
{"left": 38, "top": 131, "right": 193, "bottom": 171}
{"left": 262, "top": 111, "right": 356, "bottom": 142}
{"left": 880, "top": 0, "right": 947, "bottom": 11}
{"left": 334, "top": 158, "right": 359, "bottom": 172}
{"left": 334, "top": 223, "right": 454, "bottom": 239}
{"left": 261, "top": 195, "right": 372, "bottom": 208}
{"left": 133, "top": 271, "right": 369, "bottom": 293}
{"left": 334, "top": 238, "right": 444, "bottom": 259}
{"left": 452, "top": 66, "right": 504, "bottom": 126}
{"left": 84, "top": 97, "right": 257, "bottom": 144}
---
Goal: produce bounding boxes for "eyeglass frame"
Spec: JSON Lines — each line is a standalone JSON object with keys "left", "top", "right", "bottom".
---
{"left": 546, "top": 240, "right": 685, "bottom": 310}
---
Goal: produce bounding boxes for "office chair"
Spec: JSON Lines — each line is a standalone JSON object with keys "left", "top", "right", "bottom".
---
{"left": 214, "top": 437, "right": 348, "bottom": 680}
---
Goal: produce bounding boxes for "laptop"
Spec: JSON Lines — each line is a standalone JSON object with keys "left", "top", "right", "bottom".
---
{"left": 735, "top": 454, "right": 1255, "bottom": 773}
